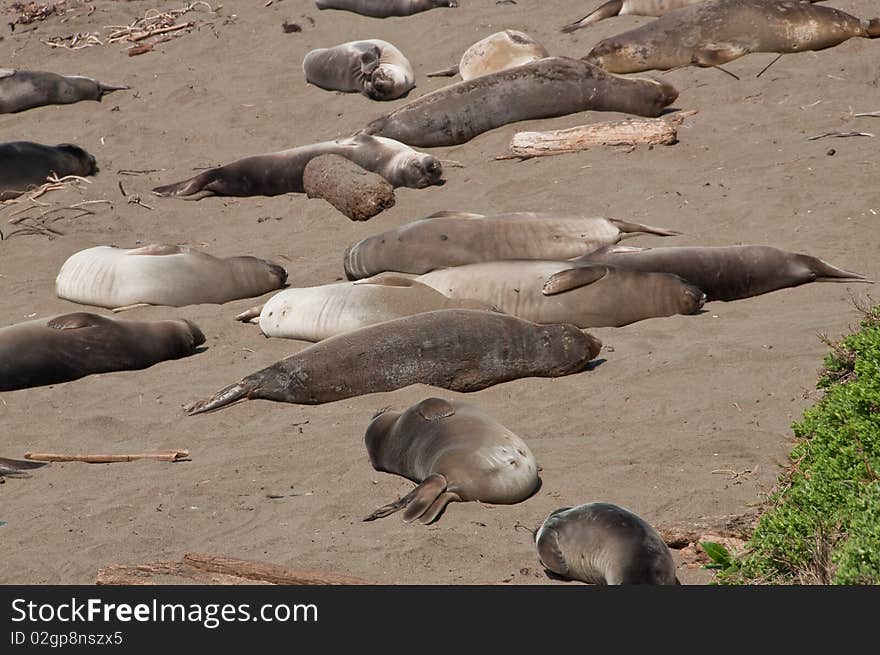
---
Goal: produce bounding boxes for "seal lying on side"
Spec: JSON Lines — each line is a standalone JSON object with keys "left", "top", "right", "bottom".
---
{"left": 585, "top": 0, "right": 880, "bottom": 74}
{"left": 0, "top": 69, "right": 128, "bottom": 114}
{"left": 343, "top": 211, "right": 681, "bottom": 279}
{"left": 152, "top": 135, "right": 443, "bottom": 199}
{"left": 235, "top": 275, "right": 491, "bottom": 342}
{"left": 303, "top": 40, "right": 415, "bottom": 101}
{"left": 563, "top": 0, "right": 716, "bottom": 33}
{"left": 0, "top": 141, "right": 97, "bottom": 201}
{"left": 363, "top": 398, "right": 540, "bottom": 524}
{"left": 359, "top": 57, "right": 678, "bottom": 147}
{"left": 576, "top": 245, "right": 872, "bottom": 302}
{"left": 315, "top": 0, "right": 458, "bottom": 18}
{"left": 185, "top": 309, "right": 602, "bottom": 414}
{"left": 427, "top": 30, "right": 549, "bottom": 80}
{"left": 0, "top": 313, "right": 205, "bottom": 392}
{"left": 416, "top": 261, "right": 705, "bottom": 328}
{"left": 536, "top": 503, "right": 680, "bottom": 584}
{"left": 56, "top": 244, "right": 288, "bottom": 309}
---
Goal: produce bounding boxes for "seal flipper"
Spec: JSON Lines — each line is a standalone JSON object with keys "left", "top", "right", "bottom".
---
{"left": 561, "top": 0, "right": 624, "bottom": 33}
{"left": 97, "top": 82, "right": 130, "bottom": 98}
{"left": 363, "top": 473, "right": 448, "bottom": 522}
{"left": 692, "top": 45, "right": 746, "bottom": 68}
{"left": 542, "top": 265, "right": 609, "bottom": 296}
{"left": 358, "top": 45, "right": 382, "bottom": 77}
{"left": 152, "top": 170, "right": 217, "bottom": 198}
{"left": 426, "top": 64, "right": 460, "bottom": 78}
{"left": 415, "top": 397, "right": 455, "bottom": 421}
{"left": 353, "top": 273, "right": 419, "bottom": 288}
{"left": 0, "top": 457, "right": 48, "bottom": 477}
{"left": 234, "top": 305, "right": 264, "bottom": 323}
{"left": 0, "top": 69, "right": 15, "bottom": 79}
{"left": 47, "top": 312, "right": 107, "bottom": 330}
{"left": 424, "top": 210, "right": 485, "bottom": 219}
{"left": 416, "top": 491, "right": 461, "bottom": 524}
{"left": 185, "top": 379, "right": 257, "bottom": 415}
{"left": 608, "top": 219, "right": 681, "bottom": 238}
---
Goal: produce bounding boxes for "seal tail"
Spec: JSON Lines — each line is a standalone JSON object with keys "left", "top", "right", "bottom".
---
{"left": 363, "top": 474, "right": 457, "bottom": 524}
{"left": 97, "top": 82, "right": 129, "bottom": 98}
{"left": 561, "top": 0, "right": 624, "bottom": 33}
{"left": 185, "top": 379, "right": 256, "bottom": 415}
{"left": 152, "top": 170, "right": 215, "bottom": 198}
{"left": 609, "top": 218, "right": 682, "bottom": 238}
{"left": 426, "top": 64, "right": 460, "bottom": 78}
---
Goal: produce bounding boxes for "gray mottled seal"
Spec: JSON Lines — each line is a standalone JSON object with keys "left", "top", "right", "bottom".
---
{"left": 536, "top": 503, "right": 680, "bottom": 585}
{"left": 0, "top": 457, "right": 48, "bottom": 478}
{"left": 185, "top": 309, "right": 602, "bottom": 415}
{"left": 235, "top": 275, "right": 491, "bottom": 342}
{"left": 343, "top": 211, "right": 681, "bottom": 279}
{"left": 0, "top": 69, "right": 128, "bottom": 114}
{"left": 0, "top": 313, "right": 205, "bottom": 392}
{"left": 585, "top": 0, "right": 880, "bottom": 74}
{"left": 363, "top": 398, "right": 540, "bottom": 524}
{"left": 427, "top": 30, "right": 549, "bottom": 81}
{"left": 577, "top": 245, "right": 872, "bottom": 302}
{"left": 0, "top": 141, "right": 97, "bottom": 201}
{"left": 359, "top": 57, "right": 678, "bottom": 147}
{"left": 55, "top": 244, "right": 287, "bottom": 310}
{"left": 303, "top": 40, "right": 414, "bottom": 101}
{"left": 315, "top": 0, "right": 457, "bottom": 18}
{"left": 416, "top": 261, "right": 705, "bottom": 328}
{"left": 152, "top": 134, "right": 443, "bottom": 199}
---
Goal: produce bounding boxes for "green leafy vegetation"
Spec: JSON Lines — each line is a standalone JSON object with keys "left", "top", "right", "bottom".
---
{"left": 719, "top": 305, "right": 880, "bottom": 585}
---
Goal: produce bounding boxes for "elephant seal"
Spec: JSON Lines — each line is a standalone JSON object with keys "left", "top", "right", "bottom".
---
{"left": 343, "top": 211, "right": 681, "bottom": 279}
{"left": 563, "top": 0, "right": 714, "bottom": 33}
{"left": 0, "top": 141, "right": 97, "bottom": 201}
{"left": 363, "top": 398, "right": 540, "bottom": 524}
{"left": 359, "top": 57, "right": 678, "bottom": 147}
{"left": 0, "top": 69, "right": 128, "bottom": 114}
{"left": 185, "top": 309, "right": 602, "bottom": 414}
{"left": 427, "top": 30, "right": 549, "bottom": 81}
{"left": 577, "top": 245, "right": 872, "bottom": 302}
{"left": 315, "top": 0, "right": 457, "bottom": 18}
{"left": 55, "top": 244, "right": 288, "bottom": 310}
{"left": 235, "top": 275, "right": 492, "bottom": 342}
{"left": 0, "top": 457, "right": 48, "bottom": 478}
{"left": 585, "top": 0, "right": 880, "bottom": 74}
{"left": 416, "top": 261, "right": 705, "bottom": 328}
{"left": 0, "top": 313, "right": 205, "bottom": 392}
{"left": 535, "top": 503, "right": 680, "bottom": 584}
{"left": 303, "top": 40, "right": 415, "bottom": 101}
{"left": 152, "top": 134, "right": 443, "bottom": 199}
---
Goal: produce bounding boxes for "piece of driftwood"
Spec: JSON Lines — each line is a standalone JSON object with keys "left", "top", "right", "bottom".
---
{"left": 96, "top": 553, "right": 371, "bottom": 586}
{"left": 303, "top": 154, "right": 395, "bottom": 222}
{"left": 24, "top": 449, "right": 189, "bottom": 463}
{"left": 501, "top": 111, "right": 697, "bottom": 159}
{"left": 655, "top": 512, "right": 759, "bottom": 549}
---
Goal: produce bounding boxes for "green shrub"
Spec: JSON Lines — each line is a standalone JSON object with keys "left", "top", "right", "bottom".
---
{"left": 720, "top": 305, "right": 880, "bottom": 585}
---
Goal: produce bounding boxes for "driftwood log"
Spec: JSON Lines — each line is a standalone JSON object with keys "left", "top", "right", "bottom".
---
{"left": 24, "top": 449, "right": 189, "bottom": 463}
{"left": 303, "top": 154, "right": 395, "bottom": 221}
{"left": 96, "top": 553, "right": 371, "bottom": 585}
{"left": 655, "top": 511, "right": 759, "bottom": 549}
{"left": 501, "top": 111, "right": 697, "bottom": 159}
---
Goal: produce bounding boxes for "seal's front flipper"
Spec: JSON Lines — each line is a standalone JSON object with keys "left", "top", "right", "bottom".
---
{"left": 415, "top": 397, "right": 455, "bottom": 421}
{"left": 692, "top": 45, "right": 745, "bottom": 68}
{"left": 609, "top": 219, "right": 681, "bottom": 238}
{"left": 426, "top": 64, "right": 460, "bottom": 78}
{"left": 542, "top": 265, "right": 609, "bottom": 296}
{"left": 416, "top": 491, "right": 461, "bottom": 524}
{"left": 234, "top": 305, "right": 264, "bottom": 323}
{"left": 359, "top": 45, "right": 382, "bottom": 77}
{"left": 424, "top": 210, "right": 485, "bottom": 219}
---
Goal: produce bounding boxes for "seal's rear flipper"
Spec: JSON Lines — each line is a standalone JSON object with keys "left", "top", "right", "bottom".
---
{"left": 542, "top": 265, "right": 609, "bottom": 296}
{"left": 426, "top": 64, "right": 460, "bottom": 78}
{"left": 609, "top": 219, "right": 681, "bottom": 239}
{"left": 234, "top": 305, "right": 264, "bottom": 323}
{"left": 561, "top": 0, "right": 623, "bottom": 33}
{"left": 811, "top": 259, "right": 873, "bottom": 284}
{"left": 0, "top": 457, "right": 48, "bottom": 477}
{"left": 97, "top": 82, "right": 130, "bottom": 98}
{"left": 185, "top": 380, "right": 254, "bottom": 415}
{"left": 152, "top": 171, "right": 214, "bottom": 198}
{"left": 363, "top": 473, "right": 449, "bottom": 522}
{"left": 416, "top": 491, "right": 460, "bottom": 524}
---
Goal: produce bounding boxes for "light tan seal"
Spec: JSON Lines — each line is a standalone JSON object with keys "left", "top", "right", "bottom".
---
{"left": 55, "top": 244, "right": 287, "bottom": 310}
{"left": 343, "top": 211, "right": 680, "bottom": 280}
{"left": 185, "top": 309, "right": 602, "bottom": 415}
{"left": 303, "top": 40, "right": 415, "bottom": 101}
{"left": 535, "top": 503, "right": 680, "bottom": 584}
{"left": 0, "top": 69, "right": 128, "bottom": 114}
{"left": 235, "top": 275, "right": 491, "bottom": 342}
{"left": 585, "top": 0, "right": 880, "bottom": 74}
{"left": 363, "top": 398, "right": 540, "bottom": 524}
{"left": 0, "top": 313, "right": 205, "bottom": 392}
{"left": 427, "top": 30, "right": 549, "bottom": 80}
{"left": 416, "top": 261, "right": 705, "bottom": 328}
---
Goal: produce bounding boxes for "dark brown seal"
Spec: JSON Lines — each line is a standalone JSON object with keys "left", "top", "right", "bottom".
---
{"left": 359, "top": 57, "right": 678, "bottom": 147}
{"left": 0, "top": 313, "right": 205, "bottom": 392}
{"left": 363, "top": 398, "right": 540, "bottom": 524}
{"left": 185, "top": 309, "right": 602, "bottom": 414}
{"left": 0, "top": 141, "right": 97, "bottom": 201}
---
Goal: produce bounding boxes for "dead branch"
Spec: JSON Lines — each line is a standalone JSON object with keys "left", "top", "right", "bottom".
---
{"left": 655, "top": 512, "right": 759, "bottom": 549}
{"left": 24, "top": 450, "right": 189, "bottom": 463}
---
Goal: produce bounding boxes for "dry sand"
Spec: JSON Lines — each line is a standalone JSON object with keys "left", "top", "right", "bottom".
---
{"left": 1, "top": 0, "right": 878, "bottom": 585}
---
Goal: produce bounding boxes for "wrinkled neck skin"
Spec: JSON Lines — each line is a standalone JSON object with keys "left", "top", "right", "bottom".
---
{"left": 364, "top": 411, "right": 406, "bottom": 473}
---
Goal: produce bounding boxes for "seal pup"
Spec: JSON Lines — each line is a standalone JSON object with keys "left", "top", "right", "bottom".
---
{"left": 343, "top": 211, "right": 681, "bottom": 279}
{"left": 363, "top": 398, "right": 540, "bottom": 524}
{"left": 0, "top": 141, "right": 97, "bottom": 201}
{"left": 152, "top": 134, "right": 443, "bottom": 199}
{"left": 427, "top": 30, "right": 549, "bottom": 81}
{"left": 55, "top": 244, "right": 288, "bottom": 310}
{"left": 235, "top": 275, "right": 492, "bottom": 342}
{"left": 0, "top": 313, "right": 205, "bottom": 392}
{"left": 535, "top": 503, "right": 680, "bottom": 584}
{"left": 185, "top": 309, "right": 602, "bottom": 415}
{"left": 585, "top": 0, "right": 880, "bottom": 74}
{"left": 314, "top": 0, "right": 458, "bottom": 18}
{"left": 359, "top": 57, "right": 678, "bottom": 148}
{"left": 416, "top": 261, "right": 705, "bottom": 328}
{"left": 303, "top": 40, "right": 415, "bottom": 101}
{"left": 576, "top": 245, "right": 872, "bottom": 302}
{"left": 0, "top": 69, "right": 128, "bottom": 114}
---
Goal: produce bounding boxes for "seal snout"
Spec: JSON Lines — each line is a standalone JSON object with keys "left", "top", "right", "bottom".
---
{"left": 684, "top": 284, "right": 707, "bottom": 312}
{"left": 183, "top": 320, "right": 206, "bottom": 348}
